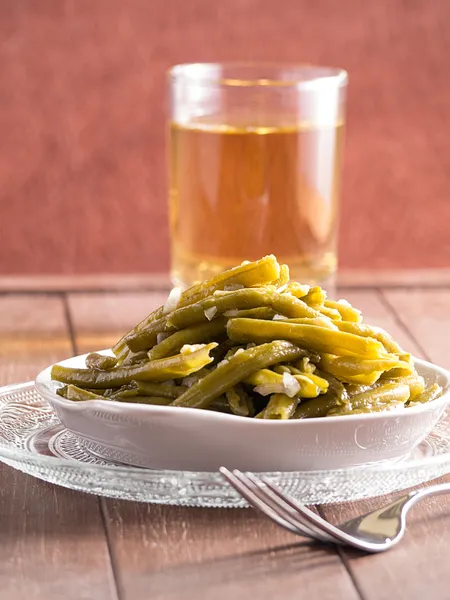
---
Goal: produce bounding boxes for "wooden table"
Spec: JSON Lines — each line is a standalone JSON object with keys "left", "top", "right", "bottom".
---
{"left": 1, "top": 274, "right": 450, "bottom": 600}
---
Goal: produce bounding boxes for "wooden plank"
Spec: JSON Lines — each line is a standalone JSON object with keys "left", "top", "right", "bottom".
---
{"left": 67, "top": 292, "right": 361, "bottom": 600}
{"left": 103, "top": 502, "right": 360, "bottom": 600}
{"left": 320, "top": 289, "right": 450, "bottom": 600}
{"left": 382, "top": 288, "right": 450, "bottom": 369}
{"left": 0, "top": 295, "right": 117, "bottom": 600}
{"left": 2, "top": 268, "right": 450, "bottom": 294}
{"left": 67, "top": 292, "right": 168, "bottom": 353}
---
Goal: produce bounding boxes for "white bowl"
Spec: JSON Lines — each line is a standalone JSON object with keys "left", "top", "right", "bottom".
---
{"left": 35, "top": 352, "right": 450, "bottom": 472}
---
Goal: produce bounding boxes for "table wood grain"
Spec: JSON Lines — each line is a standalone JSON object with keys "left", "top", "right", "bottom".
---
{"left": 0, "top": 278, "right": 450, "bottom": 599}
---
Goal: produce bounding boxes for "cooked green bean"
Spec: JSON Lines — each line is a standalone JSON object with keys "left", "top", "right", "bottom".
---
{"left": 117, "top": 396, "right": 173, "bottom": 405}
{"left": 302, "top": 286, "right": 326, "bottom": 307}
{"left": 324, "top": 299, "right": 362, "bottom": 323}
{"left": 227, "top": 318, "right": 387, "bottom": 358}
{"left": 312, "top": 369, "right": 349, "bottom": 403}
{"left": 110, "top": 380, "right": 187, "bottom": 400}
{"left": 121, "top": 350, "right": 150, "bottom": 366}
{"left": 328, "top": 383, "right": 411, "bottom": 415}
{"left": 112, "top": 255, "right": 280, "bottom": 355}
{"left": 275, "top": 264, "right": 290, "bottom": 287}
{"left": 260, "top": 394, "right": 299, "bottom": 419}
{"left": 408, "top": 383, "right": 442, "bottom": 405}
{"left": 58, "top": 385, "right": 106, "bottom": 402}
{"left": 172, "top": 341, "right": 303, "bottom": 409}
{"left": 167, "top": 288, "right": 276, "bottom": 331}
{"left": 51, "top": 343, "right": 217, "bottom": 388}
{"left": 223, "top": 306, "right": 276, "bottom": 320}
{"left": 293, "top": 392, "right": 341, "bottom": 418}
{"left": 284, "top": 282, "right": 310, "bottom": 298}
{"left": 319, "top": 306, "right": 342, "bottom": 320}
{"left": 288, "top": 316, "right": 339, "bottom": 330}
{"left": 85, "top": 353, "right": 119, "bottom": 370}
{"left": 270, "top": 294, "right": 320, "bottom": 319}
{"left": 226, "top": 384, "right": 254, "bottom": 417}
{"left": 148, "top": 318, "right": 226, "bottom": 360}
{"left": 125, "top": 316, "right": 173, "bottom": 353}
{"left": 319, "top": 354, "right": 412, "bottom": 385}
{"left": 334, "top": 321, "right": 405, "bottom": 355}
{"left": 245, "top": 368, "right": 320, "bottom": 398}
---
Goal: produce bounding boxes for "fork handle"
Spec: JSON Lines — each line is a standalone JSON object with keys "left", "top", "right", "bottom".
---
{"left": 407, "top": 482, "right": 450, "bottom": 508}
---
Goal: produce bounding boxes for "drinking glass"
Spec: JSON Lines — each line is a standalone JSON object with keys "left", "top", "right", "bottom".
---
{"left": 168, "top": 62, "right": 347, "bottom": 290}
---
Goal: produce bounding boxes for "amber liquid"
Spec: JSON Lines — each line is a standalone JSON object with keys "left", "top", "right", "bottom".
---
{"left": 169, "top": 118, "right": 344, "bottom": 287}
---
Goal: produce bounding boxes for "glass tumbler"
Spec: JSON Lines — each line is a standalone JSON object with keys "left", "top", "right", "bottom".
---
{"left": 168, "top": 62, "right": 347, "bottom": 290}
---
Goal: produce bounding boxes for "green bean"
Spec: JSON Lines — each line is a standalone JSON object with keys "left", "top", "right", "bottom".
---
{"left": 324, "top": 299, "right": 362, "bottom": 323}
{"left": 288, "top": 316, "right": 339, "bottom": 330}
{"left": 261, "top": 394, "right": 299, "bottom": 419}
{"left": 284, "top": 282, "right": 310, "bottom": 298}
{"left": 125, "top": 317, "right": 174, "bottom": 353}
{"left": 270, "top": 294, "right": 320, "bottom": 319}
{"left": 312, "top": 369, "right": 349, "bottom": 403}
{"left": 223, "top": 307, "right": 276, "bottom": 320}
{"left": 172, "top": 341, "right": 303, "bottom": 409}
{"left": 244, "top": 369, "right": 320, "bottom": 398}
{"left": 167, "top": 288, "right": 276, "bottom": 330}
{"left": 208, "top": 396, "right": 232, "bottom": 413}
{"left": 226, "top": 384, "right": 254, "bottom": 417}
{"left": 275, "top": 264, "right": 290, "bottom": 287}
{"left": 117, "top": 396, "right": 173, "bottom": 405}
{"left": 295, "top": 357, "right": 316, "bottom": 374}
{"left": 121, "top": 350, "right": 150, "bottom": 366}
{"left": 408, "top": 383, "right": 443, "bottom": 405}
{"left": 85, "top": 353, "right": 118, "bottom": 370}
{"left": 148, "top": 318, "right": 227, "bottom": 360}
{"left": 319, "top": 354, "right": 412, "bottom": 385}
{"left": 293, "top": 392, "right": 341, "bottom": 418}
{"left": 112, "top": 255, "right": 280, "bottom": 355}
{"left": 51, "top": 343, "right": 217, "bottom": 388}
{"left": 334, "top": 321, "right": 405, "bottom": 355}
{"left": 227, "top": 318, "right": 387, "bottom": 358}
{"left": 110, "top": 380, "right": 187, "bottom": 400}
{"left": 57, "top": 385, "right": 106, "bottom": 402}
{"left": 380, "top": 365, "right": 416, "bottom": 379}
{"left": 319, "top": 306, "right": 342, "bottom": 320}
{"left": 302, "top": 286, "right": 326, "bottom": 307}
{"left": 348, "top": 375, "right": 425, "bottom": 400}
{"left": 329, "top": 383, "right": 410, "bottom": 415}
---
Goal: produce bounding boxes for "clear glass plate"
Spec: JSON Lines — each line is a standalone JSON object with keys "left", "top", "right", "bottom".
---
{"left": 1, "top": 381, "right": 450, "bottom": 507}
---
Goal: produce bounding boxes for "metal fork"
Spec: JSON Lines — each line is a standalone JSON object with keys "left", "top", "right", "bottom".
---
{"left": 220, "top": 467, "right": 450, "bottom": 553}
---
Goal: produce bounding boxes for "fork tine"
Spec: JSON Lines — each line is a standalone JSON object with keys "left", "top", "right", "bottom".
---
{"left": 220, "top": 467, "right": 302, "bottom": 536}
{"left": 229, "top": 469, "right": 328, "bottom": 541}
{"left": 243, "top": 472, "right": 338, "bottom": 544}
{"left": 261, "top": 475, "right": 348, "bottom": 545}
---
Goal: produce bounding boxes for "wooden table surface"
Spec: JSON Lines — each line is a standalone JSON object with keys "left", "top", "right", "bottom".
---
{"left": 1, "top": 274, "right": 450, "bottom": 600}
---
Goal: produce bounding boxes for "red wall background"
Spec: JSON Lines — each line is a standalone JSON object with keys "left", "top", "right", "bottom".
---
{"left": 1, "top": 0, "right": 450, "bottom": 275}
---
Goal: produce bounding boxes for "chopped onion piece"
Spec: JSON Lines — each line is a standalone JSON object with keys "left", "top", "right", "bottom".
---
{"left": 204, "top": 306, "right": 218, "bottom": 321}
{"left": 273, "top": 314, "right": 288, "bottom": 321}
{"left": 156, "top": 332, "right": 171, "bottom": 344}
{"left": 224, "top": 309, "right": 239, "bottom": 317}
{"left": 180, "top": 343, "right": 206, "bottom": 355}
{"left": 254, "top": 383, "right": 286, "bottom": 396}
{"left": 277, "top": 283, "right": 289, "bottom": 293}
{"left": 163, "top": 286, "right": 182, "bottom": 314}
{"left": 181, "top": 374, "right": 199, "bottom": 388}
{"left": 282, "top": 372, "right": 301, "bottom": 398}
